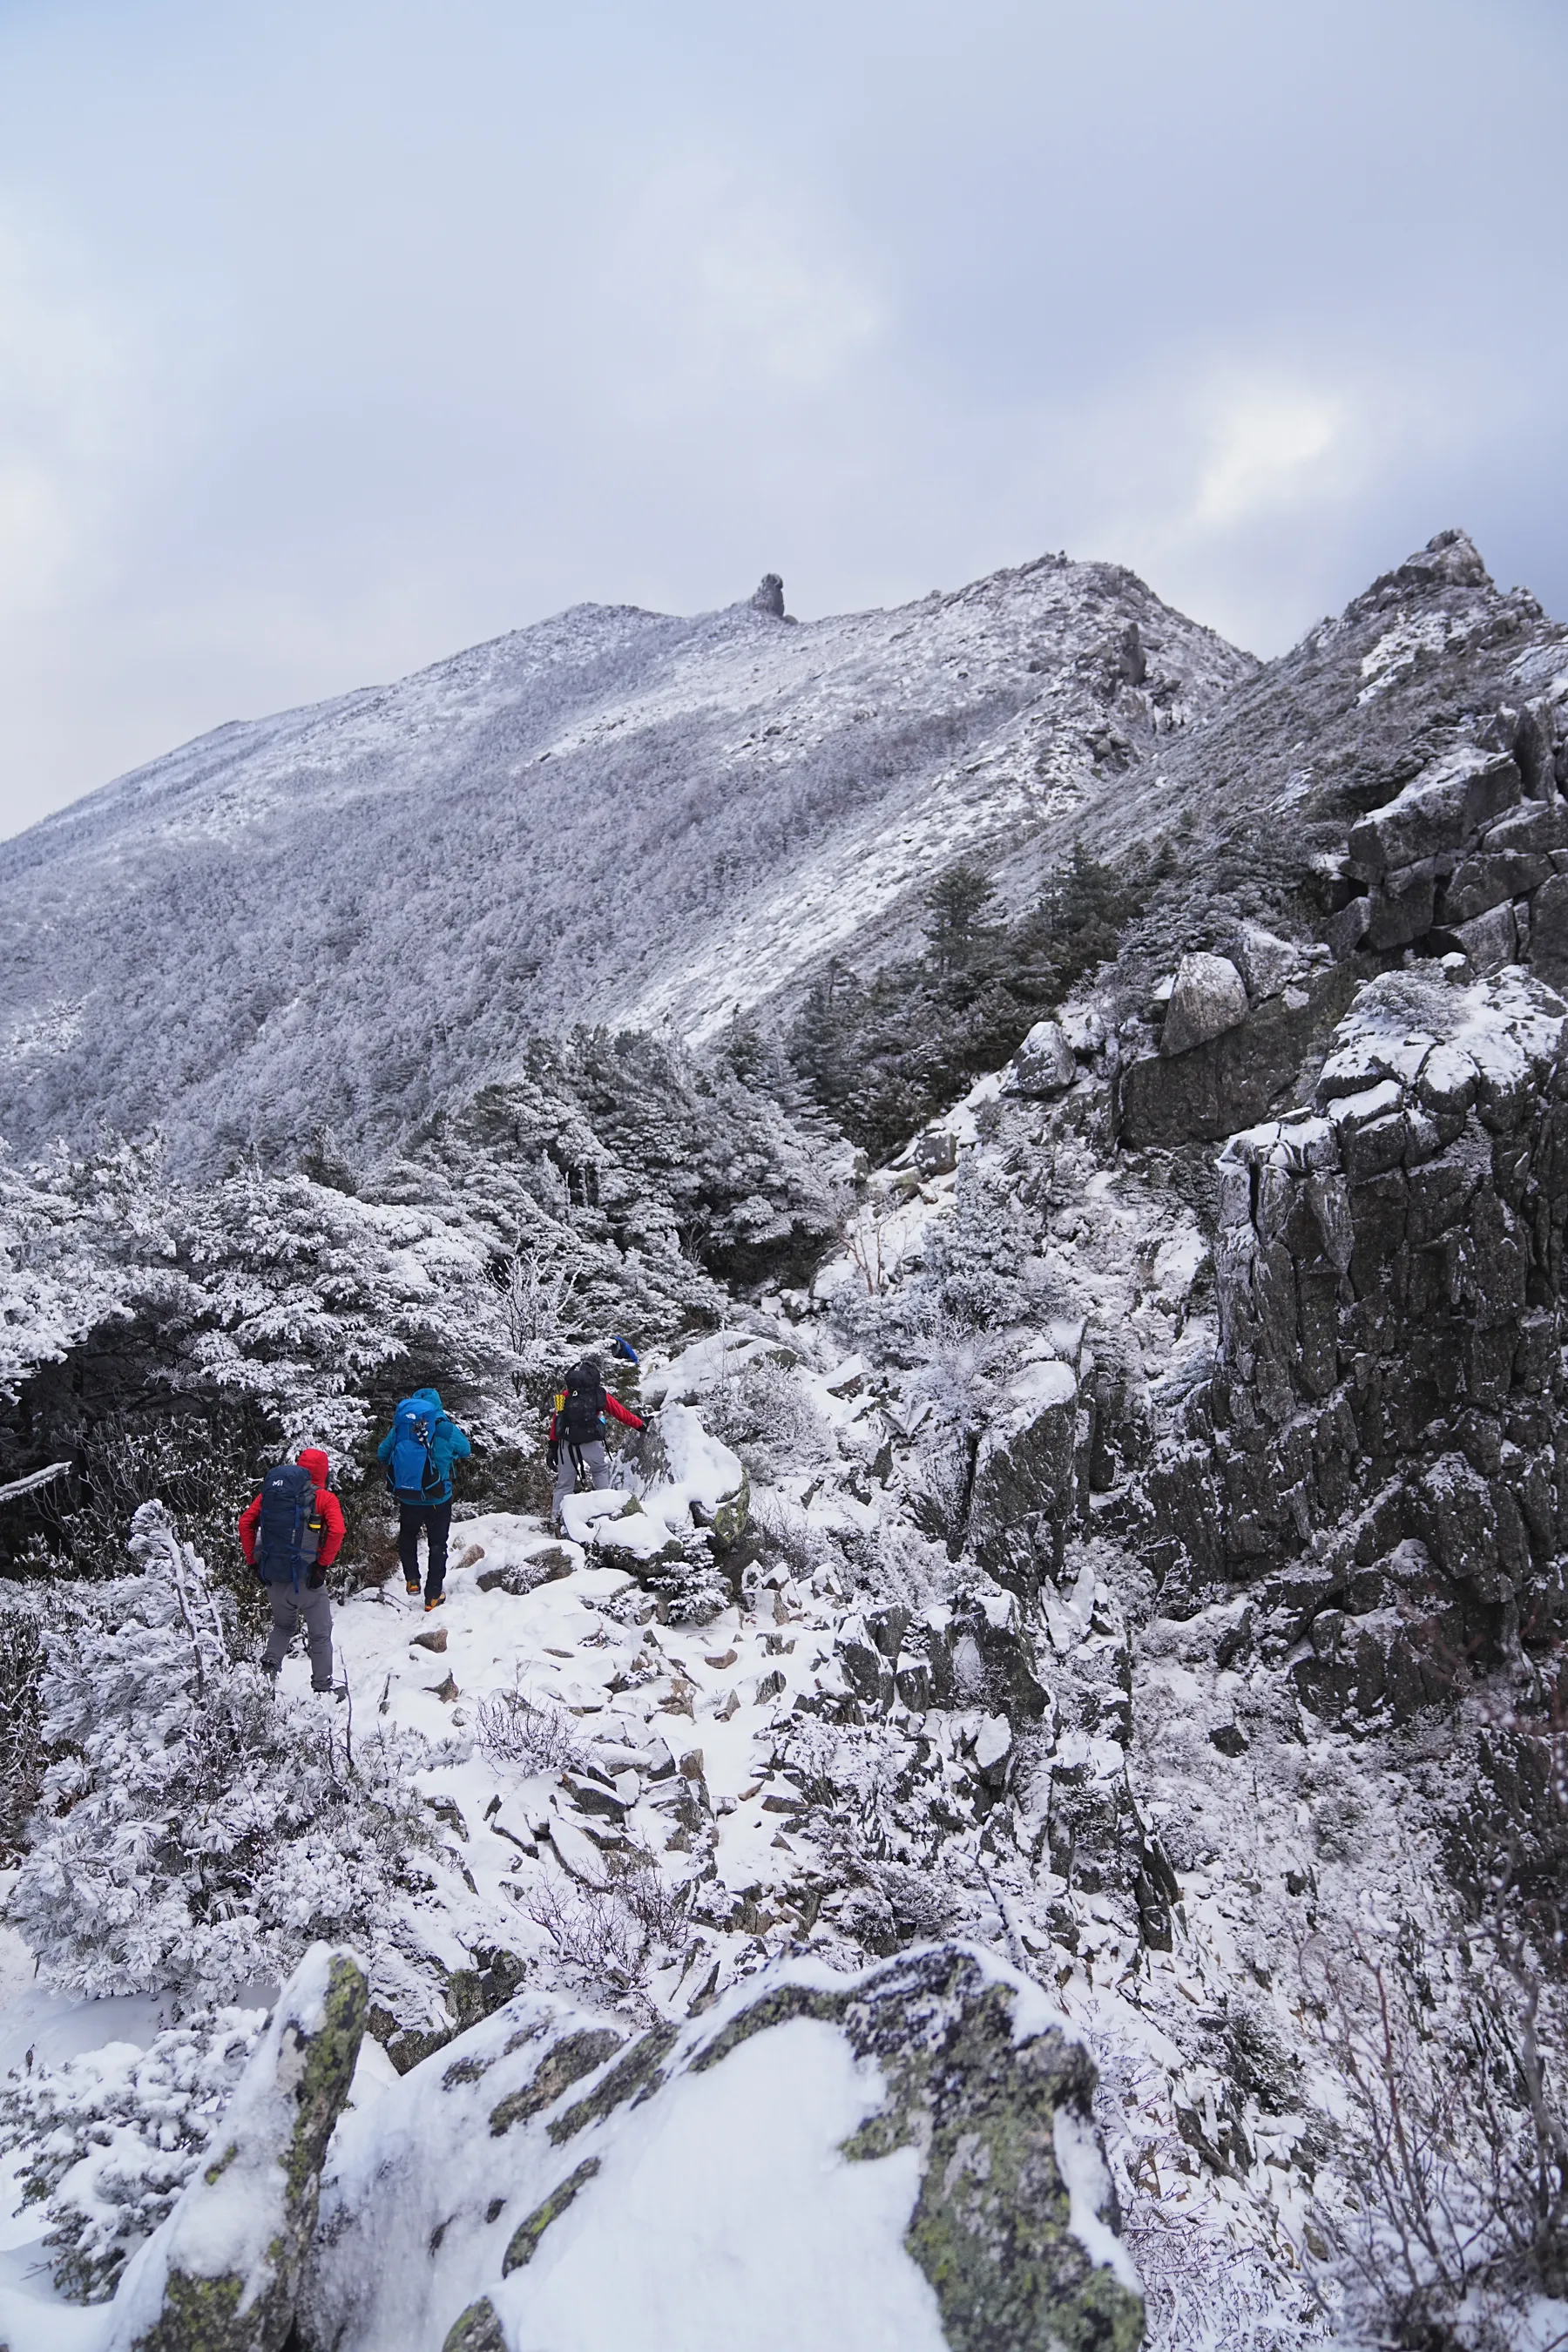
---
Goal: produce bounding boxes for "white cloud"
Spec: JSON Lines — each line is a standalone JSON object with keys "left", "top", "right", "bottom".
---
{"left": 0, "top": 0, "right": 1565, "bottom": 834}
{"left": 696, "top": 222, "right": 882, "bottom": 388}
{"left": 1192, "top": 386, "right": 1348, "bottom": 529}
{"left": 0, "top": 218, "right": 135, "bottom": 618}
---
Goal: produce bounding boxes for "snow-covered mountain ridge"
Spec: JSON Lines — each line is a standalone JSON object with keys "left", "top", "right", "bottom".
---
{"left": 0, "top": 557, "right": 1245, "bottom": 1168}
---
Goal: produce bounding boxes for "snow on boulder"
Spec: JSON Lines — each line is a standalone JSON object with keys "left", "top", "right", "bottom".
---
{"left": 298, "top": 1944, "right": 1142, "bottom": 2352}
{"left": 1009, "top": 1018, "right": 1076, "bottom": 1098}
{"left": 558, "top": 1489, "right": 643, "bottom": 1548}
{"left": 558, "top": 1409, "right": 748, "bottom": 1563}
{"left": 639, "top": 1331, "right": 787, "bottom": 1408}
{"left": 1159, "top": 951, "right": 1249, "bottom": 1057}
{"left": 102, "top": 1943, "right": 367, "bottom": 2352}
{"left": 1235, "top": 922, "right": 1304, "bottom": 1003}
{"left": 658, "top": 1402, "right": 749, "bottom": 1549}
{"left": 1346, "top": 742, "right": 1521, "bottom": 876}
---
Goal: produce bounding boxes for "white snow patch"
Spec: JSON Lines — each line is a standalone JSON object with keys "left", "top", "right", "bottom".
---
{"left": 659, "top": 1403, "right": 746, "bottom": 1513}
{"left": 1053, "top": 2105, "right": 1142, "bottom": 2295}
{"left": 497, "top": 2017, "right": 945, "bottom": 2352}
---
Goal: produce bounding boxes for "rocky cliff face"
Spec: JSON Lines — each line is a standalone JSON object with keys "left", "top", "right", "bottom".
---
{"left": 1140, "top": 970, "right": 1568, "bottom": 1715}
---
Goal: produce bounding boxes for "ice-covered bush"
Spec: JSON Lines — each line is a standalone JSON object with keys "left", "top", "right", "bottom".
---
{"left": 524, "top": 1855, "right": 691, "bottom": 2014}
{"left": 749, "top": 1490, "right": 829, "bottom": 1581}
{"left": 0, "top": 1591, "right": 48, "bottom": 1861}
{"left": 704, "top": 1356, "right": 833, "bottom": 1479}
{"left": 0, "top": 2006, "right": 265, "bottom": 2301}
{"left": 638, "top": 1533, "right": 733, "bottom": 1625}
{"left": 473, "top": 1683, "right": 585, "bottom": 1774}
{"left": 1302, "top": 1909, "right": 1568, "bottom": 2349}
{"left": 8, "top": 1504, "right": 437, "bottom": 2002}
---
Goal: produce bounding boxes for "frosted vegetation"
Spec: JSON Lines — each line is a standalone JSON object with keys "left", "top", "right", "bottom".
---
{"left": 0, "top": 533, "right": 1565, "bottom": 2348}
{"left": 0, "top": 559, "right": 1247, "bottom": 1171}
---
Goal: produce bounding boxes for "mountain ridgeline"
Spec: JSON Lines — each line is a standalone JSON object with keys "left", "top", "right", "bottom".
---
{"left": 0, "top": 557, "right": 1246, "bottom": 1172}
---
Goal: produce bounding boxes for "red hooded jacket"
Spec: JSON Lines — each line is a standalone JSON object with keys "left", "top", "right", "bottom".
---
{"left": 239, "top": 1448, "right": 346, "bottom": 1568}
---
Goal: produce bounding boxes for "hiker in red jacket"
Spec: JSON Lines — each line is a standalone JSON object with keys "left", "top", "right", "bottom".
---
{"left": 547, "top": 1356, "right": 647, "bottom": 1531}
{"left": 239, "top": 1447, "right": 346, "bottom": 1693}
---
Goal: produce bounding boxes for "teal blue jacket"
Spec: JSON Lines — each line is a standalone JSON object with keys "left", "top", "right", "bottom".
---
{"left": 377, "top": 1387, "right": 471, "bottom": 1504}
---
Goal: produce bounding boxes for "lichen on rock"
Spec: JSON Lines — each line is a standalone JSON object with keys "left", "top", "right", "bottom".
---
{"left": 501, "top": 2155, "right": 601, "bottom": 2274}
{"left": 102, "top": 1943, "right": 368, "bottom": 2352}
{"left": 294, "top": 1945, "right": 1140, "bottom": 2352}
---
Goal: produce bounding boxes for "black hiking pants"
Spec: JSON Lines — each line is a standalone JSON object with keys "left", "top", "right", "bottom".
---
{"left": 399, "top": 1500, "right": 452, "bottom": 1598}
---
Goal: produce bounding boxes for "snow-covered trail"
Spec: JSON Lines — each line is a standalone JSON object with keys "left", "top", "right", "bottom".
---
{"left": 325, "top": 1505, "right": 850, "bottom": 1975}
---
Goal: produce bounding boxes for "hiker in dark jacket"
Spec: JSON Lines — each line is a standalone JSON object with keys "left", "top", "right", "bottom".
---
{"left": 239, "top": 1446, "right": 345, "bottom": 1693}
{"left": 547, "top": 1356, "right": 646, "bottom": 1531}
{"left": 375, "top": 1387, "right": 471, "bottom": 1611}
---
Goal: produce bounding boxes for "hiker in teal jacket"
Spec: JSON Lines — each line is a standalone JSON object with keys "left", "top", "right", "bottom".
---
{"left": 376, "top": 1387, "right": 471, "bottom": 1611}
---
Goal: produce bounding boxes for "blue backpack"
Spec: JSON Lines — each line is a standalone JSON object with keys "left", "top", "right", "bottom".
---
{"left": 255, "top": 1463, "right": 322, "bottom": 1586}
{"left": 387, "top": 1399, "right": 444, "bottom": 1502}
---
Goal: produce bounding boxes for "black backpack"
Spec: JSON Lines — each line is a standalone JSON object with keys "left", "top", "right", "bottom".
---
{"left": 255, "top": 1463, "right": 322, "bottom": 1586}
{"left": 560, "top": 1364, "right": 605, "bottom": 1445}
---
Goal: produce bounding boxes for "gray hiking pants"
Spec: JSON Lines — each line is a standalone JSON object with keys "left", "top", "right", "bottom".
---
{"left": 553, "top": 1437, "right": 612, "bottom": 1524}
{"left": 263, "top": 1580, "right": 335, "bottom": 1688}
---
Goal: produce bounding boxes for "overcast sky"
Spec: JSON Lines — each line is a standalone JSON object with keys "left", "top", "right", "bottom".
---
{"left": 0, "top": 0, "right": 1565, "bottom": 837}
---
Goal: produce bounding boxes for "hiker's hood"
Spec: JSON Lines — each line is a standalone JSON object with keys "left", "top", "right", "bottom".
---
{"left": 410, "top": 1388, "right": 444, "bottom": 1418}
{"left": 298, "top": 1447, "right": 330, "bottom": 1485}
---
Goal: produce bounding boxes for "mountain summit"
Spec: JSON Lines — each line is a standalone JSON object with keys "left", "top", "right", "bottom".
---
{"left": 0, "top": 556, "right": 1244, "bottom": 1169}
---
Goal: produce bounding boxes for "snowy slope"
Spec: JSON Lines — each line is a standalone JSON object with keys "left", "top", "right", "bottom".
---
{"left": 0, "top": 560, "right": 1247, "bottom": 1169}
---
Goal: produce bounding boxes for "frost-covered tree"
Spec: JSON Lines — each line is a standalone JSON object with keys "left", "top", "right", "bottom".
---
{"left": 0, "top": 2006, "right": 266, "bottom": 2302}
{"left": 8, "top": 1504, "right": 439, "bottom": 2002}
{"left": 161, "top": 1163, "right": 494, "bottom": 1452}
{"left": 0, "top": 1139, "right": 143, "bottom": 1409}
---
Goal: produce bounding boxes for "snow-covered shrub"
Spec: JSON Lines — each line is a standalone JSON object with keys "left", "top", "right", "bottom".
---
{"left": 1302, "top": 1911, "right": 1568, "bottom": 2349}
{"left": 490, "top": 1244, "right": 590, "bottom": 1397}
{"left": 8, "top": 1504, "right": 437, "bottom": 2001}
{"left": 55, "top": 1404, "right": 270, "bottom": 1585}
{"left": 705, "top": 1357, "right": 833, "bottom": 1480}
{"left": 749, "top": 1490, "right": 829, "bottom": 1581}
{"left": 6, "top": 1139, "right": 515, "bottom": 1574}
{"left": 1121, "top": 2217, "right": 1320, "bottom": 2352}
{"left": 0, "top": 2006, "right": 265, "bottom": 2301}
{"left": 0, "top": 1139, "right": 141, "bottom": 1408}
{"left": 473, "top": 1684, "right": 585, "bottom": 1774}
{"left": 562, "top": 1025, "right": 840, "bottom": 1288}
{"left": 524, "top": 1854, "right": 691, "bottom": 2013}
{"left": 638, "top": 1534, "right": 732, "bottom": 1625}
{"left": 159, "top": 1164, "right": 494, "bottom": 1456}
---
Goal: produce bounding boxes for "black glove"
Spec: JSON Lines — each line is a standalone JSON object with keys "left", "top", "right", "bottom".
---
{"left": 251, "top": 1561, "right": 267, "bottom": 1585}
{"left": 307, "top": 1565, "right": 326, "bottom": 1590}
{"left": 546, "top": 1443, "right": 559, "bottom": 1470}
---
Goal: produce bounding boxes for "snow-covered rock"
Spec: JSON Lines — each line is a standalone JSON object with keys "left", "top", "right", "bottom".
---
{"left": 1158, "top": 953, "right": 1248, "bottom": 1058}
{"left": 1009, "top": 1018, "right": 1077, "bottom": 1098}
{"left": 966, "top": 1360, "right": 1079, "bottom": 1604}
{"left": 102, "top": 1945, "right": 365, "bottom": 2352}
{"left": 300, "top": 1945, "right": 1141, "bottom": 2352}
